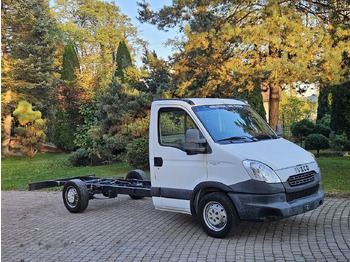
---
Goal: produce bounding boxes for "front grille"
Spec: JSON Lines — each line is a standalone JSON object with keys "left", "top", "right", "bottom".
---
{"left": 288, "top": 171, "right": 315, "bottom": 187}
{"left": 286, "top": 185, "right": 319, "bottom": 202}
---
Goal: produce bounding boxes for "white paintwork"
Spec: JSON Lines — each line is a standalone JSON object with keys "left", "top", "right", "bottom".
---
{"left": 149, "top": 99, "right": 319, "bottom": 214}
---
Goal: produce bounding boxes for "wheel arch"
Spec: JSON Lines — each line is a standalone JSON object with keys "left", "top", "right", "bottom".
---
{"left": 190, "top": 182, "right": 234, "bottom": 216}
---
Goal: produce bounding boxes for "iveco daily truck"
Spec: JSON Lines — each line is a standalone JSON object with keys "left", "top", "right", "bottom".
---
{"left": 30, "top": 98, "right": 324, "bottom": 238}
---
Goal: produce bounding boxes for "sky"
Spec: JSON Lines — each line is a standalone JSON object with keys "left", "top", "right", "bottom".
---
{"left": 115, "top": 0, "right": 180, "bottom": 64}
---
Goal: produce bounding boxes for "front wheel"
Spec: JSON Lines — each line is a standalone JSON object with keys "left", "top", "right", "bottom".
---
{"left": 62, "top": 179, "right": 89, "bottom": 213}
{"left": 198, "top": 192, "right": 240, "bottom": 238}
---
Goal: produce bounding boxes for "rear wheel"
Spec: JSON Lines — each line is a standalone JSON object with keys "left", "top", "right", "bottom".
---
{"left": 62, "top": 179, "right": 89, "bottom": 213}
{"left": 126, "top": 169, "right": 148, "bottom": 199}
{"left": 198, "top": 192, "right": 240, "bottom": 238}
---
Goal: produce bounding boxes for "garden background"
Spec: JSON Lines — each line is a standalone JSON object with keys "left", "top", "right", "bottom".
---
{"left": 2, "top": 0, "right": 349, "bottom": 195}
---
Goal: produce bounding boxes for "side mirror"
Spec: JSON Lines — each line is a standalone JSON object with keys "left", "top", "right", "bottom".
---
{"left": 184, "top": 129, "right": 207, "bottom": 154}
{"left": 276, "top": 124, "right": 283, "bottom": 137}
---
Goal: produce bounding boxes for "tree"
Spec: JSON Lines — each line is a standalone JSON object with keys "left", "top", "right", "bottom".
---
{"left": 1, "top": 0, "right": 56, "bottom": 155}
{"left": 291, "top": 119, "right": 315, "bottom": 147}
{"left": 53, "top": 43, "right": 81, "bottom": 151}
{"left": 126, "top": 135, "right": 149, "bottom": 170}
{"left": 330, "top": 81, "right": 350, "bottom": 140}
{"left": 115, "top": 40, "right": 133, "bottom": 82}
{"left": 305, "top": 134, "right": 329, "bottom": 157}
{"left": 329, "top": 132, "right": 348, "bottom": 155}
{"left": 11, "top": 101, "right": 46, "bottom": 157}
{"left": 140, "top": 49, "right": 173, "bottom": 96}
{"left": 302, "top": 1, "right": 350, "bottom": 124}
{"left": 280, "top": 90, "right": 316, "bottom": 136}
{"left": 53, "top": 0, "right": 143, "bottom": 95}
{"left": 60, "top": 43, "right": 80, "bottom": 82}
{"left": 138, "top": 0, "right": 349, "bottom": 131}
{"left": 69, "top": 79, "right": 153, "bottom": 166}
{"left": 52, "top": 0, "right": 144, "bottom": 155}
{"left": 316, "top": 86, "right": 332, "bottom": 122}
{"left": 314, "top": 124, "right": 331, "bottom": 138}
{"left": 234, "top": 82, "right": 266, "bottom": 121}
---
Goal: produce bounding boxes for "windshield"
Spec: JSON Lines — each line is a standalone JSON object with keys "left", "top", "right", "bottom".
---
{"left": 193, "top": 105, "right": 277, "bottom": 144}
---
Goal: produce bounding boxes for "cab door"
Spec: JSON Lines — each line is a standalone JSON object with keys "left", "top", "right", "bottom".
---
{"left": 151, "top": 106, "right": 208, "bottom": 214}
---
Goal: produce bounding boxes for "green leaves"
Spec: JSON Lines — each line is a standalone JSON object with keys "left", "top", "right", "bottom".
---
{"left": 53, "top": 0, "right": 141, "bottom": 94}
{"left": 13, "top": 101, "right": 41, "bottom": 126}
{"left": 139, "top": 0, "right": 350, "bottom": 131}
{"left": 12, "top": 101, "right": 47, "bottom": 157}
{"left": 61, "top": 43, "right": 80, "bottom": 82}
{"left": 115, "top": 41, "right": 133, "bottom": 83}
{"left": 305, "top": 134, "right": 330, "bottom": 157}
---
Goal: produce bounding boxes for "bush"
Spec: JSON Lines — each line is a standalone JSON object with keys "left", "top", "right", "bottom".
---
{"left": 305, "top": 134, "right": 329, "bottom": 157}
{"left": 69, "top": 148, "right": 92, "bottom": 166}
{"left": 53, "top": 122, "right": 76, "bottom": 151}
{"left": 317, "top": 114, "right": 331, "bottom": 127}
{"left": 126, "top": 136, "right": 149, "bottom": 170}
{"left": 12, "top": 101, "right": 47, "bottom": 157}
{"left": 291, "top": 118, "right": 315, "bottom": 146}
{"left": 330, "top": 132, "right": 348, "bottom": 155}
{"left": 313, "top": 123, "right": 331, "bottom": 138}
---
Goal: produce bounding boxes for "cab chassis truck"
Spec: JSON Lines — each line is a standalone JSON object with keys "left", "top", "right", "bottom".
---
{"left": 29, "top": 98, "right": 324, "bottom": 238}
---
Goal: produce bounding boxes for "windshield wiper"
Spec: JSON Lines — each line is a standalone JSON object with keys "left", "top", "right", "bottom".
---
{"left": 252, "top": 134, "right": 277, "bottom": 140}
{"left": 217, "top": 136, "right": 257, "bottom": 142}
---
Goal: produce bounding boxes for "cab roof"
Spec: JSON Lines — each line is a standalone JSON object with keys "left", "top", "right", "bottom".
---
{"left": 154, "top": 98, "right": 248, "bottom": 106}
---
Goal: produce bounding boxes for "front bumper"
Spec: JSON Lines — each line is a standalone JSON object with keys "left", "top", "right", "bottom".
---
{"left": 229, "top": 188, "right": 324, "bottom": 221}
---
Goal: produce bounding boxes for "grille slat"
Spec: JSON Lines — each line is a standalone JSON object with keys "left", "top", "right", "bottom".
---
{"left": 288, "top": 171, "right": 315, "bottom": 187}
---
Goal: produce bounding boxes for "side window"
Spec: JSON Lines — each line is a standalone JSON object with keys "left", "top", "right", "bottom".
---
{"left": 159, "top": 108, "right": 198, "bottom": 150}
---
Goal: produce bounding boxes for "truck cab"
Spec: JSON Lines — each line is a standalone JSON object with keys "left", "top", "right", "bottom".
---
{"left": 149, "top": 98, "right": 324, "bottom": 238}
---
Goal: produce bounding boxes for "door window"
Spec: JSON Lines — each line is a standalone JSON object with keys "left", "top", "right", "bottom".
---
{"left": 159, "top": 108, "right": 197, "bottom": 150}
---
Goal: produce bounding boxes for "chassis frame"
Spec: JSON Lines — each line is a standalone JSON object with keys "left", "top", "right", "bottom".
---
{"left": 29, "top": 174, "right": 152, "bottom": 199}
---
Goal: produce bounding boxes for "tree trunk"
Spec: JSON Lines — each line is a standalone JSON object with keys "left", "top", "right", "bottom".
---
{"left": 1, "top": 88, "right": 12, "bottom": 155}
{"left": 269, "top": 84, "right": 280, "bottom": 131}
{"left": 1, "top": 113, "right": 12, "bottom": 155}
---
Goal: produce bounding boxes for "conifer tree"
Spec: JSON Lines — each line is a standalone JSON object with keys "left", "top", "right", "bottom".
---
{"left": 115, "top": 40, "right": 132, "bottom": 82}
{"left": 61, "top": 43, "right": 80, "bottom": 82}
{"left": 53, "top": 0, "right": 142, "bottom": 94}
{"left": 12, "top": 101, "right": 46, "bottom": 157}
{"left": 316, "top": 86, "right": 332, "bottom": 122}
{"left": 54, "top": 43, "right": 81, "bottom": 151}
{"left": 1, "top": 0, "right": 56, "bottom": 154}
{"left": 330, "top": 82, "right": 350, "bottom": 140}
{"left": 141, "top": 50, "right": 173, "bottom": 95}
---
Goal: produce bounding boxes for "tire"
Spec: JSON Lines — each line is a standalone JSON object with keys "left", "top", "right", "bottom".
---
{"left": 62, "top": 179, "right": 89, "bottom": 213}
{"left": 126, "top": 169, "right": 148, "bottom": 200}
{"left": 198, "top": 192, "right": 240, "bottom": 238}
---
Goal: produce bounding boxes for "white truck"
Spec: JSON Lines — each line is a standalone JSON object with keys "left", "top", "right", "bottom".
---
{"left": 30, "top": 98, "right": 324, "bottom": 238}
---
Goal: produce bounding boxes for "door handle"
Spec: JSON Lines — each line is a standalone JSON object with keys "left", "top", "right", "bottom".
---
{"left": 154, "top": 157, "right": 163, "bottom": 167}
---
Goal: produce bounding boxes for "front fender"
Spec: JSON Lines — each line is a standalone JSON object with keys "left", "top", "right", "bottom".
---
{"left": 190, "top": 181, "right": 234, "bottom": 216}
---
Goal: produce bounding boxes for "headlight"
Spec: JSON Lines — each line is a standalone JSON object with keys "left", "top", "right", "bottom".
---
{"left": 243, "top": 160, "right": 281, "bottom": 183}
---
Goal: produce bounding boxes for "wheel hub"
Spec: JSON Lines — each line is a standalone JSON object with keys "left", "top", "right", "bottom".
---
{"left": 204, "top": 202, "right": 227, "bottom": 231}
{"left": 66, "top": 187, "right": 78, "bottom": 207}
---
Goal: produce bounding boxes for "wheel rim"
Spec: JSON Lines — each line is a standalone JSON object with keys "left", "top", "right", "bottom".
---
{"left": 65, "top": 186, "right": 78, "bottom": 208}
{"left": 203, "top": 201, "right": 227, "bottom": 232}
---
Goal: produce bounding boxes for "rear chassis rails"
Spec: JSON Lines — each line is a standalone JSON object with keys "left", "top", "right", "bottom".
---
{"left": 29, "top": 170, "right": 151, "bottom": 213}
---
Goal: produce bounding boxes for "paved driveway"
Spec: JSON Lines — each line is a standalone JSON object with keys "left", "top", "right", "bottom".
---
{"left": 1, "top": 191, "right": 350, "bottom": 262}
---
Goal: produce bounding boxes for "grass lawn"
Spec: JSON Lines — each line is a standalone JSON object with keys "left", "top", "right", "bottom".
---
{"left": 1, "top": 153, "right": 132, "bottom": 190}
{"left": 1, "top": 153, "right": 350, "bottom": 196}
{"left": 317, "top": 157, "right": 350, "bottom": 196}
